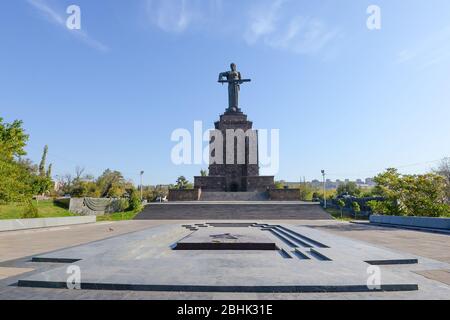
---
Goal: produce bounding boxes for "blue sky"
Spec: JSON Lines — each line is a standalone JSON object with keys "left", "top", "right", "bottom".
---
{"left": 1, "top": 0, "right": 450, "bottom": 185}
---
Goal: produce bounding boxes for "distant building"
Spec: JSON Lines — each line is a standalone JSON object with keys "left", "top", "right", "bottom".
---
{"left": 365, "top": 178, "right": 376, "bottom": 187}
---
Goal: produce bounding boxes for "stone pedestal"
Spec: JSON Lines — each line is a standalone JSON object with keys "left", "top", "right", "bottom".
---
{"left": 194, "top": 109, "right": 274, "bottom": 192}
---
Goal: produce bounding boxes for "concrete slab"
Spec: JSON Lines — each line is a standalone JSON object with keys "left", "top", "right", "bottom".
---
{"left": 413, "top": 270, "right": 450, "bottom": 285}
{"left": 309, "top": 221, "right": 450, "bottom": 264}
{"left": 16, "top": 222, "right": 430, "bottom": 293}
{"left": 0, "top": 220, "right": 164, "bottom": 263}
{"left": 0, "top": 267, "right": 34, "bottom": 280}
{"left": 1, "top": 219, "right": 449, "bottom": 299}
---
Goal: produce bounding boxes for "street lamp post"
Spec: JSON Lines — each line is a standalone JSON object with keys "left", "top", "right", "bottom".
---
{"left": 321, "top": 170, "right": 327, "bottom": 209}
{"left": 140, "top": 171, "right": 144, "bottom": 202}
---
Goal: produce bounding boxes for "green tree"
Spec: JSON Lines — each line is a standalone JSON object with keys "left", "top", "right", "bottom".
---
{"left": 367, "top": 200, "right": 390, "bottom": 215}
{"left": 70, "top": 181, "right": 100, "bottom": 198}
{"left": 96, "top": 169, "right": 127, "bottom": 198}
{"left": 128, "top": 189, "right": 143, "bottom": 211}
{"left": 0, "top": 118, "right": 29, "bottom": 160}
{"left": 0, "top": 157, "right": 34, "bottom": 203}
{"left": 370, "top": 168, "right": 450, "bottom": 217}
{"left": 312, "top": 192, "right": 321, "bottom": 201}
{"left": 175, "top": 176, "right": 190, "bottom": 190}
{"left": 200, "top": 170, "right": 208, "bottom": 177}
{"left": 38, "top": 145, "right": 48, "bottom": 177}
{"left": 0, "top": 118, "right": 37, "bottom": 203}
{"left": 274, "top": 181, "right": 285, "bottom": 190}
{"left": 434, "top": 158, "right": 450, "bottom": 204}
{"left": 336, "top": 199, "right": 346, "bottom": 219}
{"left": 352, "top": 201, "right": 361, "bottom": 219}
{"left": 31, "top": 147, "right": 54, "bottom": 196}
{"left": 107, "top": 184, "right": 126, "bottom": 198}
{"left": 31, "top": 175, "right": 54, "bottom": 196}
{"left": 298, "top": 183, "right": 314, "bottom": 201}
{"left": 337, "top": 182, "right": 361, "bottom": 197}
{"left": 46, "top": 163, "right": 53, "bottom": 179}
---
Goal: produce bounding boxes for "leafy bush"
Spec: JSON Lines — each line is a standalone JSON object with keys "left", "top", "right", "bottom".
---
{"left": 21, "top": 201, "right": 39, "bottom": 219}
{"left": 117, "top": 199, "right": 130, "bottom": 212}
{"left": 0, "top": 157, "right": 34, "bottom": 203}
{"left": 369, "top": 169, "right": 450, "bottom": 217}
{"left": 128, "top": 190, "right": 143, "bottom": 211}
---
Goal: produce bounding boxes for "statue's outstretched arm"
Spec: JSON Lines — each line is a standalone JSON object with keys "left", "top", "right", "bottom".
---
{"left": 218, "top": 72, "right": 227, "bottom": 82}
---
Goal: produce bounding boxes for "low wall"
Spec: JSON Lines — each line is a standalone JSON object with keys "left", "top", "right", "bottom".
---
{"left": 0, "top": 216, "right": 96, "bottom": 232}
{"left": 168, "top": 189, "right": 201, "bottom": 202}
{"left": 69, "top": 198, "right": 125, "bottom": 216}
{"left": 370, "top": 215, "right": 450, "bottom": 231}
{"left": 269, "top": 189, "right": 300, "bottom": 201}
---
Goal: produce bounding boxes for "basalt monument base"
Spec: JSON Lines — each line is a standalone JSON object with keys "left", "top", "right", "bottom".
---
{"left": 194, "top": 109, "right": 275, "bottom": 193}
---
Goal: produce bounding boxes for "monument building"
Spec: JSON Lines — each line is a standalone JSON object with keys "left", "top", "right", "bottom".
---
{"left": 194, "top": 63, "right": 275, "bottom": 192}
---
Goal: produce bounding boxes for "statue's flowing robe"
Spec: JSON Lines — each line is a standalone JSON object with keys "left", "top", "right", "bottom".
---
{"left": 228, "top": 82, "right": 239, "bottom": 109}
{"left": 219, "top": 71, "right": 241, "bottom": 109}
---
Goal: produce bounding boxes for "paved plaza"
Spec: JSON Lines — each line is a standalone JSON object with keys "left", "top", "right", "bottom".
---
{"left": 0, "top": 219, "right": 449, "bottom": 300}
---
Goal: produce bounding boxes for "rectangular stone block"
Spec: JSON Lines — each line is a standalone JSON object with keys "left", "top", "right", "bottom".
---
{"left": 174, "top": 227, "right": 278, "bottom": 250}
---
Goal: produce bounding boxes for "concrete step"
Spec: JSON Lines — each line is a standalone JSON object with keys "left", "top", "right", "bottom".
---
{"left": 199, "top": 192, "right": 269, "bottom": 202}
{"left": 135, "top": 203, "right": 333, "bottom": 220}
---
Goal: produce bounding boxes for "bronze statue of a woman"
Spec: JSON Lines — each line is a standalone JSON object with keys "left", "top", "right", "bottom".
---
{"left": 218, "top": 63, "right": 251, "bottom": 112}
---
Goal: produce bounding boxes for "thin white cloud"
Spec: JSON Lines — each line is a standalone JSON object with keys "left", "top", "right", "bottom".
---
{"left": 145, "top": 0, "right": 221, "bottom": 33}
{"left": 27, "top": 0, "right": 109, "bottom": 52}
{"left": 244, "top": 0, "right": 339, "bottom": 55}
{"left": 143, "top": 0, "right": 338, "bottom": 55}
{"left": 244, "top": 0, "right": 284, "bottom": 45}
{"left": 396, "top": 26, "right": 450, "bottom": 69}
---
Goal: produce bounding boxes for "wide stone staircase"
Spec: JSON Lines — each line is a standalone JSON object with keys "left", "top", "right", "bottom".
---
{"left": 135, "top": 202, "right": 332, "bottom": 220}
{"left": 199, "top": 192, "right": 269, "bottom": 202}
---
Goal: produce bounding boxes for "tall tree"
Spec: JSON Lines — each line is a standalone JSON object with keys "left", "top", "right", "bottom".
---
{"left": 434, "top": 158, "right": 450, "bottom": 204}
{"left": 96, "top": 169, "right": 127, "bottom": 197}
{"left": 0, "top": 118, "right": 33, "bottom": 203}
{"left": 0, "top": 117, "right": 29, "bottom": 160}
{"left": 38, "top": 145, "right": 48, "bottom": 177}
{"left": 46, "top": 163, "right": 53, "bottom": 179}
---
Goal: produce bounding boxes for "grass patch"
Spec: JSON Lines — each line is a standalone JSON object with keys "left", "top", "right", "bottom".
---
{"left": 96, "top": 208, "right": 142, "bottom": 222}
{"left": 0, "top": 200, "right": 74, "bottom": 220}
{"left": 324, "top": 207, "right": 363, "bottom": 222}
